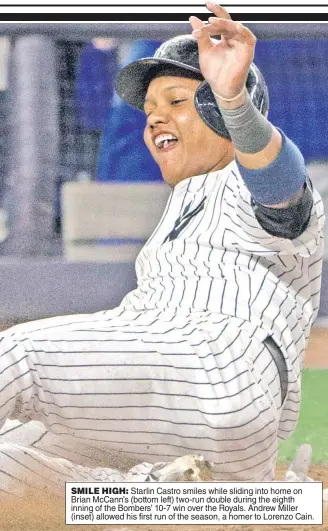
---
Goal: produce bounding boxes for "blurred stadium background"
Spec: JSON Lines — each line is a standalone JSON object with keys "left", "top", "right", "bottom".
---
{"left": 0, "top": 23, "right": 327, "bottom": 325}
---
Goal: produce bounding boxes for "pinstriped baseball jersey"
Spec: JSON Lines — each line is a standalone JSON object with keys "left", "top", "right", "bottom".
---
{"left": 121, "top": 161, "right": 324, "bottom": 439}
{"left": 0, "top": 161, "right": 324, "bottom": 491}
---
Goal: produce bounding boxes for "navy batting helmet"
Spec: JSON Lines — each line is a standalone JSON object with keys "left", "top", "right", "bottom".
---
{"left": 115, "top": 34, "right": 269, "bottom": 140}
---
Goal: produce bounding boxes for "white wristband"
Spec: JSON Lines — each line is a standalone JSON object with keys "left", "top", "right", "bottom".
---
{"left": 212, "top": 87, "right": 245, "bottom": 102}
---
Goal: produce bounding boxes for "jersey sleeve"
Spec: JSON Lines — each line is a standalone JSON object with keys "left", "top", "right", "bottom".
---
{"left": 225, "top": 168, "right": 325, "bottom": 257}
{"left": 251, "top": 177, "right": 312, "bottom": 240}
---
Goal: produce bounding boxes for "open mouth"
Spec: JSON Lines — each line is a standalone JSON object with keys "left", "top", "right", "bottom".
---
{"left": 154, "top": 133, "right": 179, "bottom": 152}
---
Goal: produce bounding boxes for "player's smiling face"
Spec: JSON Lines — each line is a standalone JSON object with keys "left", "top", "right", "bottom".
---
{"left": 143, "top": 75, "right": 234, "bottom": 187}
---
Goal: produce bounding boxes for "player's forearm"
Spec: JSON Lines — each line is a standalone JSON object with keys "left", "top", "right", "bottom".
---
{"left": 214, "top": 88, "right": 282, "bottom": 170}
{"left": 216, "top": 89, "right": 313, "bottom": 238}
{"left": 236, "top": 126, "right": 281, "bottom": 170}
{"left": 214, "top": 89, "right": 306, "bottom": 208}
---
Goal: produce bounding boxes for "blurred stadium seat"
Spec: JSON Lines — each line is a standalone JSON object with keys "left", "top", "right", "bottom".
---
{"left": 61, "top": 181, "right": 170, "bottom": 261}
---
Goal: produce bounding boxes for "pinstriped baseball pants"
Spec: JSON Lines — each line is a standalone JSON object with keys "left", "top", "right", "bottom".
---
{"left": 0, "top": 308, "right": 282, "bottom": 494}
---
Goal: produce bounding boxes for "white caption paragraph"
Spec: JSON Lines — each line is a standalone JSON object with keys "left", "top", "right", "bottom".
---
{"left": 65, "top": 481, "right": 323, "bottom": 525}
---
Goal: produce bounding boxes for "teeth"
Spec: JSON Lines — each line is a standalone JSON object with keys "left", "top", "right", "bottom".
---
{"left": 154, "top": 133, "right": 177, "bottom": 148}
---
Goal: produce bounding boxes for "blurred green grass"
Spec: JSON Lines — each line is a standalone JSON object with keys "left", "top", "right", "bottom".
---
{"left": 278, "top": 369, "right": 328, "bottom": 463}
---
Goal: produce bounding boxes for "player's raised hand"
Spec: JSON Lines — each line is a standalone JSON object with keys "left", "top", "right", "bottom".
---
{"left": 189, "top": 1, "right": 256, "bottom": 101}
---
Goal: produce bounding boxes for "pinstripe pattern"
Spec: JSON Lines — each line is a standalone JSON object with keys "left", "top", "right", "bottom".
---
{"left": 0, "top": 162, "right": 324, "bottom": 492}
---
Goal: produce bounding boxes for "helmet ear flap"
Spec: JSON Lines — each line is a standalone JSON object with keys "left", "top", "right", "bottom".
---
{"left": 194, "top": 81, "right": 231, "bottom": 139}
{"left": 246, "top": 63, "right": 270, "bottom": 117}
{"left": 194, "top": 63, "right": 270, "bottom": 139}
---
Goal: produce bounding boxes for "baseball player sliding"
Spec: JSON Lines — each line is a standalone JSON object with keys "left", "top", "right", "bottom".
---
{"left": 0, "top": 2, "right": 324, "bottom": 494}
